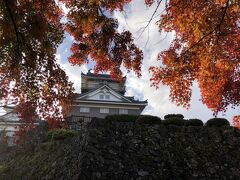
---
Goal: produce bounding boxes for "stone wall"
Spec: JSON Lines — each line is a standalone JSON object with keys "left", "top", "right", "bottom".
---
{"left": 1, "top": 118, "right": 240, "bottom": 179}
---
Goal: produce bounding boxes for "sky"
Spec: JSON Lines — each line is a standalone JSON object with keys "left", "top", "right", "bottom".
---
{"left": 55, "top": 0, "right": 238, "bottom": 123}
{"left": 0, "top": 1, "right": 238, "bottom": 122}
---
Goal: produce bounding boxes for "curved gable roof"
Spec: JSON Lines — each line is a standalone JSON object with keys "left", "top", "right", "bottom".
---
{"left": 75, "top": 85, "right": 147, "bottom": 104}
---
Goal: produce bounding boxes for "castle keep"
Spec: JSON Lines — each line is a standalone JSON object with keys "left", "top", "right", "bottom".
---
{"left": 69, "top": 72, "right": 147, "bottom": 118}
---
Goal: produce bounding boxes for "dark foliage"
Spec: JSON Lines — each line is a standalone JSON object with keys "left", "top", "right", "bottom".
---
{"left": 16, "top": 121, "right": 48, "bottom": 150}
{"left": 46, "top": 129, "right": 78, "bottom": 141}
{"left": 186, "top": 119, "right": 204, "bottom": 126}
{"left": 206, "top": 118, "right": 230, "bottom": 127}
{"left": 164, "top": 114, "right": 184, "bottom": 120}
{"left": 163, "top": 117, "right": 186, "bottom": 126}
{"left": 136, "top": 115, "right": 161, "bottom": 125}
{"left": 105, "top": 114, "right": 139, "bottom": 122}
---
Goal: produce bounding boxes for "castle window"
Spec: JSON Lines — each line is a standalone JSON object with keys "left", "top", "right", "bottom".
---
{"left": 119, "top": 109, "right": 128, "bottom": 114}
{"left": 80, "top": 107, "right": 90, "bottom": 113}
{"left": 99, "top": 93, "right": 110, "bottom": 100}
{"left": 100, "top": 108, "right": 109, "bottom": 114}
{"left": 99, "top": 94, "right": 104, "bottom": 99}
{"left": 105, "top": 94, "right": 110, "bottom": 100}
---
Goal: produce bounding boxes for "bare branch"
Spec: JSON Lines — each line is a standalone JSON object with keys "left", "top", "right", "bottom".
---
{"left": 137, "top": 0, "right": 163, "bottom": 40}
{"left": 144, "top": 26, "right": 150, "bottom": 48}
{"left": 153, "top": 32, "right": 169, "bottom": 46}
{"left": 122, "top": 10, "right": 133, "bottom": 31}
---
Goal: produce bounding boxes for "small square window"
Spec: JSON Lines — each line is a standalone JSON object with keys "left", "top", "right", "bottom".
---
{"left": 99, "top": 94, "right": 104, "bottom": 99}
{"left": 100, "top": 108, "right": 109, "bottom": 114}
{"left": 105, "top": 95, "right": 110, "bottom": 100}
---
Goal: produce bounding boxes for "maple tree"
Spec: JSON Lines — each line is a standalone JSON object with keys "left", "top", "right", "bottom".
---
{"left": 14, "top": 101, "right": 37, "bottom": 142}
{"left": 149, "top": 0, "right": 240, "bottom": 125}
{"left": 60, "top": 0, "right": 143, "bottom": 79}
{"left": 0, "top": 0, "right": 239, "bottom": 129}
{"left": 0, "top": 0, "right": 74, "bottom": 130}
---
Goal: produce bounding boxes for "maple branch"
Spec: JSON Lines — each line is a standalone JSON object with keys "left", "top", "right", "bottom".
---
{"left": 98, "top": 7, "right": 119, "bottom": 51}
{"left": 137, "top": 0, "right": 163, "bottom": 40}
{"left": 153, "top": 32, "right": 169, "bottom": 46}
{"left": 3, "top": 0, "right": 21, "bottom": 58}
{"left": 98, "top": 7, "right": 115, "bottom": 34}
{"left": 122, "top": 10, "right": 133, "bottom": 31}
{"left": 183, "top": 30, "right": 215, "bottom": 54}
{"left": 218, "top": 0, "right": 230, "bottom": 29}
{"left": 134, "top": 6, "right": 166, "bottom": 26}
{"left": 216, "top": 0, "right": 230, "bottom": 43}
{"left": 98, "top": 7, "right": 110, "bottom": 27}
{"left": 3, "top": 0, "right": 53, "bottom": 71}
{"left": 98, "top": 7, "right": 105, "bottom": 17}
{"left": 182, "top": 0, "right": 230, "bottom": 56}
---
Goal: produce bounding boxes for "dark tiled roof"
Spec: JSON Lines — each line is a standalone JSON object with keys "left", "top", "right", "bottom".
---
{"left": 82, "top": 72, "right": 111, "bottom": 78}
{"left": 75, "top": 99, "right": 147, "bottom": 105}
{"left": 81, "top": 72, "right": 126, "bottom": 81}
{"left": 125, "top": 96, "right": 134, "bottom": 101}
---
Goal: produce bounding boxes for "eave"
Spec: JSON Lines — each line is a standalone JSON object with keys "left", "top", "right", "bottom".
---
{"left": 74, "top": 99, "right": 148, "bottom": 106}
